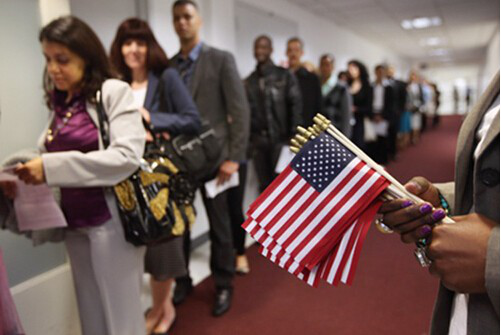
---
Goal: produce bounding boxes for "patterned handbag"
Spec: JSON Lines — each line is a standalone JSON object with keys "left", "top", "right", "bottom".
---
{"left": 96, "top": 90, "right": 195, "bottom": 246}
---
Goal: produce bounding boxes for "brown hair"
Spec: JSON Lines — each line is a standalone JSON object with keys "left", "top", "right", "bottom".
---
{"left": 39, "top": 16, "right": 115, "bottom": 108}
{"left": 110, "top": 18, "right": 169, "bottom": 83}
{"left": 320, "top": 53, "right": 335, "bottom": 64}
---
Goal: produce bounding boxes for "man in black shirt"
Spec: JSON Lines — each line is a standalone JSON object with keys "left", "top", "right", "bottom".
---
{"left": 245, "top": 35, "right": 302, "bottom": 192}
{"left": 286, "top": 37, "right": 322, "bottom": 126}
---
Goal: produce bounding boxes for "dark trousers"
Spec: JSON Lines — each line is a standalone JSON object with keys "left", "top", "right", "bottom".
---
{"left": 351, "top": 115, "right": 366, "bottom": 151}
{"left": 228, "top": 163, "right": 248, "bottom": 255}
{"left": 387, "top": 122, "right": 398, "bottom": 160}
{"left": 367, "top": 136, "right": 389, "bottom": 165}
{"left": 177, "top": 186, "right": 235, "bottom": 290}
{"left": 421, "top": 113, "right": 428, "bottom": 132}
{"left": 252, "top": 136, "right": 280, "bottom": 193}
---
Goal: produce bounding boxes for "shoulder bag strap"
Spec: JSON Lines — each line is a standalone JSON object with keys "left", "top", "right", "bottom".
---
{"left": 96, "top": 88, "right": 163, "bottom": 151}
{"left": 96, "top": 90, "right": 110, "bottom": 149}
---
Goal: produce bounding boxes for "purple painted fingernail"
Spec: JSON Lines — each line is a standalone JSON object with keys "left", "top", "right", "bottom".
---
{"left": 432, "top": 209, "right": 446, "bottom": 221}
{"left": 401, "top": 200, "right": 413, "bottom": 208}
{"left": 421, "top": 226, "right": 432, "bottom": 236}
{"left": 420, "top": 203, "right": 432, "bottom": 214}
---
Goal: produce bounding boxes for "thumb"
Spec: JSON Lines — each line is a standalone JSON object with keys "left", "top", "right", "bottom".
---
{"left": 404, "top": 177, "right": 430, "bottom": 196}
{"left": 405, "top": 176, "right": 440, "bottom": 206}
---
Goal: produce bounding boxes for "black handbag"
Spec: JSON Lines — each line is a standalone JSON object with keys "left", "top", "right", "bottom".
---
{"left": 159, "top": 120, "right": 221, "bottom": 183}
{"left": 96, "top": 91, "right": 195, "bottom": 246}
{"left": 156, "top": 79, "right": 222, "bottom": 182}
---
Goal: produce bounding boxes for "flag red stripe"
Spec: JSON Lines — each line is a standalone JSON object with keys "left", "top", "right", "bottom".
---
{"left": 345, "top": 200, "right": 383, "bottom": 286}
{"left": 271, "top": 160, "right": 366, "bottom": 241}
{"left": 333, "top": 217, "right": 365, "bottom": 285}
{"left": 254, "top": 174, "right": 302, "bottom": 222}
{"left": 281, "top": 167, "right": 376, "bottom": 256}
{"left": 247, "top": 166, "right": 293, "bottom": 214}
{"left": 258, "top": 182, "right": 312, "bottom": 232}
{"left": 242, "top": 218, "right": 253, "bottom": 229}
{"left": 308, "top": 179, "right": 389, "bottom": 268}
{"left": 305, "top": 178, "right": 388, "bottom": 269}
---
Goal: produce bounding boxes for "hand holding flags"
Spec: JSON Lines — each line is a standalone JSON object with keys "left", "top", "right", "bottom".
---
{"left": 243, "top": 114, "right": 454, "bottom": 287}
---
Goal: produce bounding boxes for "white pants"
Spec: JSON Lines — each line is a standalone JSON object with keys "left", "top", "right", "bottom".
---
{"left": 411, "top": 112, "right": 422, "bottom": 131}
{"left": 65, "top": 217, "right": 146, "bottom": 335}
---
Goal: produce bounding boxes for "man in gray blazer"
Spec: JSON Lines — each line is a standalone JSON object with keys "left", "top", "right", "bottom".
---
{"left": 380, "top": 71, "right": 499, "bottom": 334}
{"left": 169, "top": 0, "right": 250, "bottom": 317}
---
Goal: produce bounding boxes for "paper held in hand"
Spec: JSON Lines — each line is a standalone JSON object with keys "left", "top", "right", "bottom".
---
{"left": 0, "top": 165, "right": 17, "bottom": 181}
{"left": 0, "top": 167, "right": 67, "bottom": 231}
{"left": 204, "top": 172, "right": 239, "bottom": 199}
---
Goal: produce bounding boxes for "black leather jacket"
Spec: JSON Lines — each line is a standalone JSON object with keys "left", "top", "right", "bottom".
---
{"left": 322, "top": 82, "right": 352, "bottom": 138}
{"left": 245, "top": 61, "right": 302, "bottom": 144}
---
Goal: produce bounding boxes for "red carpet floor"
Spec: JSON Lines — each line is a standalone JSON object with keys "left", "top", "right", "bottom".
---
{"left": 171, "top": 116, "right": 463, "bottom": 335}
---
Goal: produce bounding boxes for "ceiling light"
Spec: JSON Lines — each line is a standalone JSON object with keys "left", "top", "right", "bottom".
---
{"left": 401, "top": 16, "right": 442, "bottom": 30}
{"left": 429, "top": 49, "right": 449, "bottom": 56}
{"left": 421, "top": 37, "right": 444, "bottom": 46}
{"left": 413, "top": 17, "right": 432, "bottom": 29}
{"left": 430, "top": 17, "right": 442, "bottom": 26}
{"left": 401, "top": 20, "right": 413, "bottom": 30}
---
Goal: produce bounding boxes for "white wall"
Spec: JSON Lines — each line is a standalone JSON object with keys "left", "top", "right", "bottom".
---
{"left": 421, "top": 26, "right": 499, "bottom": 115}
{"left": 0, "top": 0, "right": 68, "bottom": 287}
{"left": 148, "top": 0, "right": 410, "bottom": 78}
{"left": 422, "top": 64, "right": 482, "bottom": 115}
{"left": 479, "top": 27, "right": 500, "bottom": 92}
{"left": 39, "top": 0, "right": 71, "bottom": 25}
{"left": 234, "top": 2, "right": 299, "bottom": 88}
{"left": 69, "top": 0, "right": 137, "bottom": 50}
{"left": 237, "top": 0, "right": 409, "bottom": 77}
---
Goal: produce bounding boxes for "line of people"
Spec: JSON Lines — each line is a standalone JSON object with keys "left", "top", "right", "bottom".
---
{"left": 247, "top": 34, "right": 442, "bottom": 195}
{"left": 0, "top": 1, "right": 445, "bottom": 335}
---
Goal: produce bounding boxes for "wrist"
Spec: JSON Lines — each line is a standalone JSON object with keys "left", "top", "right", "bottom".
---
{"left": 438, "top": 192, "right": 451, "bottom": 217}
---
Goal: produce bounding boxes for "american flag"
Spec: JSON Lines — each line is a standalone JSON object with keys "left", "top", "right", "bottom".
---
{"left": 243, "top": 132, "right": 390, "bottom": 287}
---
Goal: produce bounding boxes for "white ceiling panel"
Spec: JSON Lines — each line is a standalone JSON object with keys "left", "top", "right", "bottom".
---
{"left": 334, "top": 5, "right": 390, "bottom": 21}
{"left": 284, "top": 0, "right": 499, "bottom": 65}
{"left": 316, "top": 0, "right": 376, "bottom": 10}
{"left": 439, "top": 1, "right": 499, "bottom": 26}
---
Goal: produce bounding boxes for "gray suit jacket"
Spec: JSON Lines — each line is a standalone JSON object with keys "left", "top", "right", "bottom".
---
{"left": 0, "top": 79, "right": 145, "bottom": 245}
{"left": 433, "top": 71, "right": 500, "bottom": 334}
{"left": 39, "top": 79, "right": 145, "bottom": 187}
{"left": 171, "top": 43, "right": 250, "bottom": 167}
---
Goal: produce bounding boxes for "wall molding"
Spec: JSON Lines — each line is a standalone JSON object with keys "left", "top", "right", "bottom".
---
{"left": 11, "top": 263, "right": 81, "bottom": 335}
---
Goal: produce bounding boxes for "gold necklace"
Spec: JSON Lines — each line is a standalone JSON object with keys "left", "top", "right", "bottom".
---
{"left": 46, "top": 110, "right": 74, "bottom": 143}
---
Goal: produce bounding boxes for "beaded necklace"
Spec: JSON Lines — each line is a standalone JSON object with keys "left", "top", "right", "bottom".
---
{"left": 46, "top": 98, "right": 80, "bottom": 143}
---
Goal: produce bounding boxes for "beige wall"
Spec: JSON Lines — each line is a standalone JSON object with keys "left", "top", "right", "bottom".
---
{"left": 480, "top": 27, "right": 500, "bottom": 91}
{"left": 147, "top": 0, "right": 411, "bottom": 78}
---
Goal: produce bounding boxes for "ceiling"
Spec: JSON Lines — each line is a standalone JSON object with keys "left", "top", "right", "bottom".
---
{"left": 285, "top": 0, "right": 500, "bottom": 66}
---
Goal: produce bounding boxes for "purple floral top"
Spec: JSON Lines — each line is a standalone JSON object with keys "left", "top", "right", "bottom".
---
{"left": 45, "top": 91, "right": 111, "bottom": 228}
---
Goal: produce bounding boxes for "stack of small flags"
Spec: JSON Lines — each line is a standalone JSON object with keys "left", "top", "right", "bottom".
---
{"left": 243, "top": 132, "right": 390, "bottom": 287}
